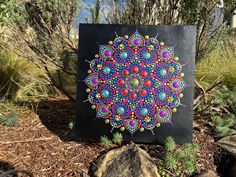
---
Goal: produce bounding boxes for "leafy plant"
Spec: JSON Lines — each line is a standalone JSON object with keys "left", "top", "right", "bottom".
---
{"left": 162, "top": 136, "right": 199, "bottom": 176}
{"left": 0, "top": 50, "right": 51, "bottom": 101}
{"left": 0, "top": 100, "right": 18, "bottom": 126}
{"left": 212, "top": 114, "right": 236, "bottom": 138}
{"left": 100, "top": 135, "right": 112, "bottom": 147}
{"left": 112, "top": 132, "right": 123, "bottom": 144}
{"left": 165, "top": 136, "right": 175, "bottom": 152}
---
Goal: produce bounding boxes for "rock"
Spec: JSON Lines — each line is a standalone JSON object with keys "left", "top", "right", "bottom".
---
{"left": 90, "top": 143, "right": 160, "bottom": 177}
{"left": 217, "top": 135, "right": 236, "bottom": 157}
{"left": 195, "top": 170, "right": 219, "bottom": 177}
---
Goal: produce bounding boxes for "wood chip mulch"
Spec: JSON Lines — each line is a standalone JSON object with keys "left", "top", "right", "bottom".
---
{"left": 0, "top": 97, "right": 218, "bottom": 176}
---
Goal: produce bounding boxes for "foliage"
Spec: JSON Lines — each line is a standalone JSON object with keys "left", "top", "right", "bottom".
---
{"left": 100, "top": 135, "right": 112, "bottom": 147}
{"left": 0, "top": 100, "right": 18, "bottom": 126}
{"left": 104, "top": 0, "right": 236, "bottom": 61}
{"left": 100, "top": 133, "right": 123, "bottom": 146}
{"left": 0, "top": 50, "right": 51, "bottom": 101}
{"left": 195, "top": 32, "right": 236, "bottom": 88}
{"left": 90, "top": 0, "right": 101, "bottom": 23}
{"left": 0, "top": 0, "right": 16, "bottom": 27}
{"left": 4, "top": 0, "right": 81, "bottom": 101}
{"left": 212, "top": 114, "right": 236, "bottom": 138}
{"left": 165, "top": 136, "right": 175, "bottom": 152}
{"left": 112, "top": 132, "right": 123, "bottom": 144}
{"left": 159, "top": 136, "right": 200, "bottom": 176}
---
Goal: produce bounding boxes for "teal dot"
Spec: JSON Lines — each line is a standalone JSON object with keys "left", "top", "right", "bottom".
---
{"left": 160, "top": 69, "right": 167, "bottom": 76}
{"left": 102, "top": 90, "right": 109, "bottom": 97}
{"left": 141, "top": 108, "right": 148, "bottom": 115}
{"left": 144, "top": 52, "right": 151, "bottom": 59}
{"left": 103, "top": 67, "right": 111, "bottom": 74}
{"left": 159, "top": 92, "right": 166, "bottom": 100}
{"left": 120, "top": 52, "right": 128, "bottom": 59}
{"left": 117, "top": 107, "right": 124, "bottom": 114}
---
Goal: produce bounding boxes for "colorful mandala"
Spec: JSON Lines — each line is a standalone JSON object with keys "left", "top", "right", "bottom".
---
{"left": 84, "top": 31, "right": 186, "bottom": 135}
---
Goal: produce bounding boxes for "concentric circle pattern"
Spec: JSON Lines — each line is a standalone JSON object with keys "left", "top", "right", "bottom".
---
{"left": 84, "top": 31, "right": 186, "bottom": 134}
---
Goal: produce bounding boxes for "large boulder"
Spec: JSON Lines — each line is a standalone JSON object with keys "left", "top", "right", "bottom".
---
{"left": 90, "top": 143, "right": 160, "bottom": 177}
{"left": 217, "top": 135, "right": 236, "bottom": 157}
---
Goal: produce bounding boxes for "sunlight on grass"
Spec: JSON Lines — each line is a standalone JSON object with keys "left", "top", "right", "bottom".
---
{"left": 195, "top": 35, "right": 236, "bottom": 88}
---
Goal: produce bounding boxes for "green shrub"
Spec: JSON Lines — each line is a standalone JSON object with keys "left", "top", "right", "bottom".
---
{"left": 112, "top": 132, "right": 123, "bottom": 144}
{"left": 100, "top": 135, "right": 112, "bottom": 147}
{"left": 212, "top": 114, "right": 236, "bottom": 138}
{"left": 165, "top": 136, "right": 175, "bottom": 152}
{"left": 0, "top": 51, "right": 51, "bottom": 101}
{"left": 195, "top": 34, "right": 236, "bottom": 88}
{"left": 0, "top": 100, "right": 18, "bottom": 126}
{"left": 163, "top": 136, "right": 199, "bottom": 176}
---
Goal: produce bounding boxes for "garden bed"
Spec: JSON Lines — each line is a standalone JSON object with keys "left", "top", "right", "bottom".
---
{"left": 0, "top": 97, "right": 220, "bottom": 176}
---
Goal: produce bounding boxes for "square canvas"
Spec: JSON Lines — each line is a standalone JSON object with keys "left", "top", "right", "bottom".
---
{"left": 76, "top": 24, "right": 196, "bottom": 144}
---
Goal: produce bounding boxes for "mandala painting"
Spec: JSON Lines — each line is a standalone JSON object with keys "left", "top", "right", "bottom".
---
{"left": 84, "top": 31, "right": 186, "bottom": 135}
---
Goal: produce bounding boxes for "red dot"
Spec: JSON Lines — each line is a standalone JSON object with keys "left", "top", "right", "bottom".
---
{"left": 122, "top": 70, "right": 129, "bottom": 77}
{"left": 144, "top": 80, "right": 152, "bottom": 87}
{"left": 132, "top": 66, "right": 139, "bottom": 73}
{"left": 130, "top": 92, "right": 137, "bottom": 99}
{"left": 141, "top": 71, "right": 148, "bottom": 78}
{"left": 117, "top": 78, "right": 124, "bottom": 86}
{"left": 140, "top": 89, "right": 147, "bottom": 96}
{"left": 121, "top": 88, "right": 128, "bottom": 95}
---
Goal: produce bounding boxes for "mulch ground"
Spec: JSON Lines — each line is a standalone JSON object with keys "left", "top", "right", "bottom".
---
{"left": 0, "top": 97, "right": 218, "bottom": 177}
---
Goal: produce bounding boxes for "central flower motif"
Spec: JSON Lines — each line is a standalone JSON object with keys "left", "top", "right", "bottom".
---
{"left": 84, "top": 31, "right": 186, "bottom": 134}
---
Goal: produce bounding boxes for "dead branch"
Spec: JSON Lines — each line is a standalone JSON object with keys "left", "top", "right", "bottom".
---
{"left": 0, "top": 137, "right": 54, "bottom": 144}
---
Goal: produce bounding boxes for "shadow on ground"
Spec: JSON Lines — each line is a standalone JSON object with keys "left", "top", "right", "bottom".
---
{"left": 0, "top": 161, "right": 17, "bottom": 177}
{"left": 37, "top": 98, "right": 76, "bottom": 141}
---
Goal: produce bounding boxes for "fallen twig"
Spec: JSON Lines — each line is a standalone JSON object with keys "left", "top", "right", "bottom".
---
{"left": 0, "top": 137, "right": 54, "bottom": 144}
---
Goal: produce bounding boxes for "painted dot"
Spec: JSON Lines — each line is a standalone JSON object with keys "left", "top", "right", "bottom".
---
{"left": 159, "top": 92, "right": 166, "bottom": 100}
{"left": 130, "top": 78, "right": 139, "bottom": 87}
{"left": 144, "top": 80, "right": 152, "bottom": 87}
{"left": 140, "top": 89, "right": 147, "bottom": 96}
{"left": 120, "top": 127, "right": 125, "bottom": 131}
{"left": 117, "top": 78, "right": 125, "bottom": 86}
{"left": 162, "top": 51, "right": 169, "bottom": 58}
{"left": 102, "top": 90, "right": 109, "bottom": 97}
{"left": 144, "top": 52, "right": 151, "bottom": 59}
{"left": 179, "top": 93, "right": 183, "bottom": 98}
{"left": 101, "top": 106, "right": 108, "bottom": 112}
{"left": 160, "top": 69, "right": 167, "bottom": 76}
{"left": 121, "top": 88, "right": 128, "bottom": 95}
{"left": 104, "top": 50, "right": 111, "bottom": 57}
{"left": 91, "top": 105, "right": 96, "bottom": 109}
{"left": 173, "top": 82, "right": 180, "bottom": 88}
{"left": 120, "top": 52, "right": 128, "bottom": 59}
{"left": 86, "top": 88, "right": 90, "bottom": 93}
{"left": 103, "top": 67, "right": 111, "bottom": 74}
{"left": 129, "top": 120, "right": 136, "bottom": 127}
{"left": 91, "top": 77, "right": 98, "bottom": 84}
{"left": 140, "top": 127, "right": 144, "bottom": 132}
{"left": 141, "top": 71, "right": 148, "bottom": 77}
{"left": 159, "top": 110, "right": 166, "bottom": 117}
{"left": 141, "top": 108, "right": 148, "bottom": 115}
{"left": 133, "top": 39, "right": 140, "bottom": 45}
{"left": 122, "top": 70, "right": 129, "bottom": 77}
{"left": 117, "top": 107, "right": 125, "bottom": 114}
{"left": 132, "top": 66, "right": 139, "bottom": 73}
{"left": 105, "top": 119, "right": 109, "bottom": 123}
{"left": 130, "top": 92, "right": 137, "bottom": 100}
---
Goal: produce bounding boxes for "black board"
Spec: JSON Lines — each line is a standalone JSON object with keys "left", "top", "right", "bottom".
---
{"left": 76, "top": 24, "right": 196, "bottom": 144}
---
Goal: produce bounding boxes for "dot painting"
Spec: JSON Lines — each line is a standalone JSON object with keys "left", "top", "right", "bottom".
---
{"left": 84, "top": 31, "right": 186, "bottom": 135}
